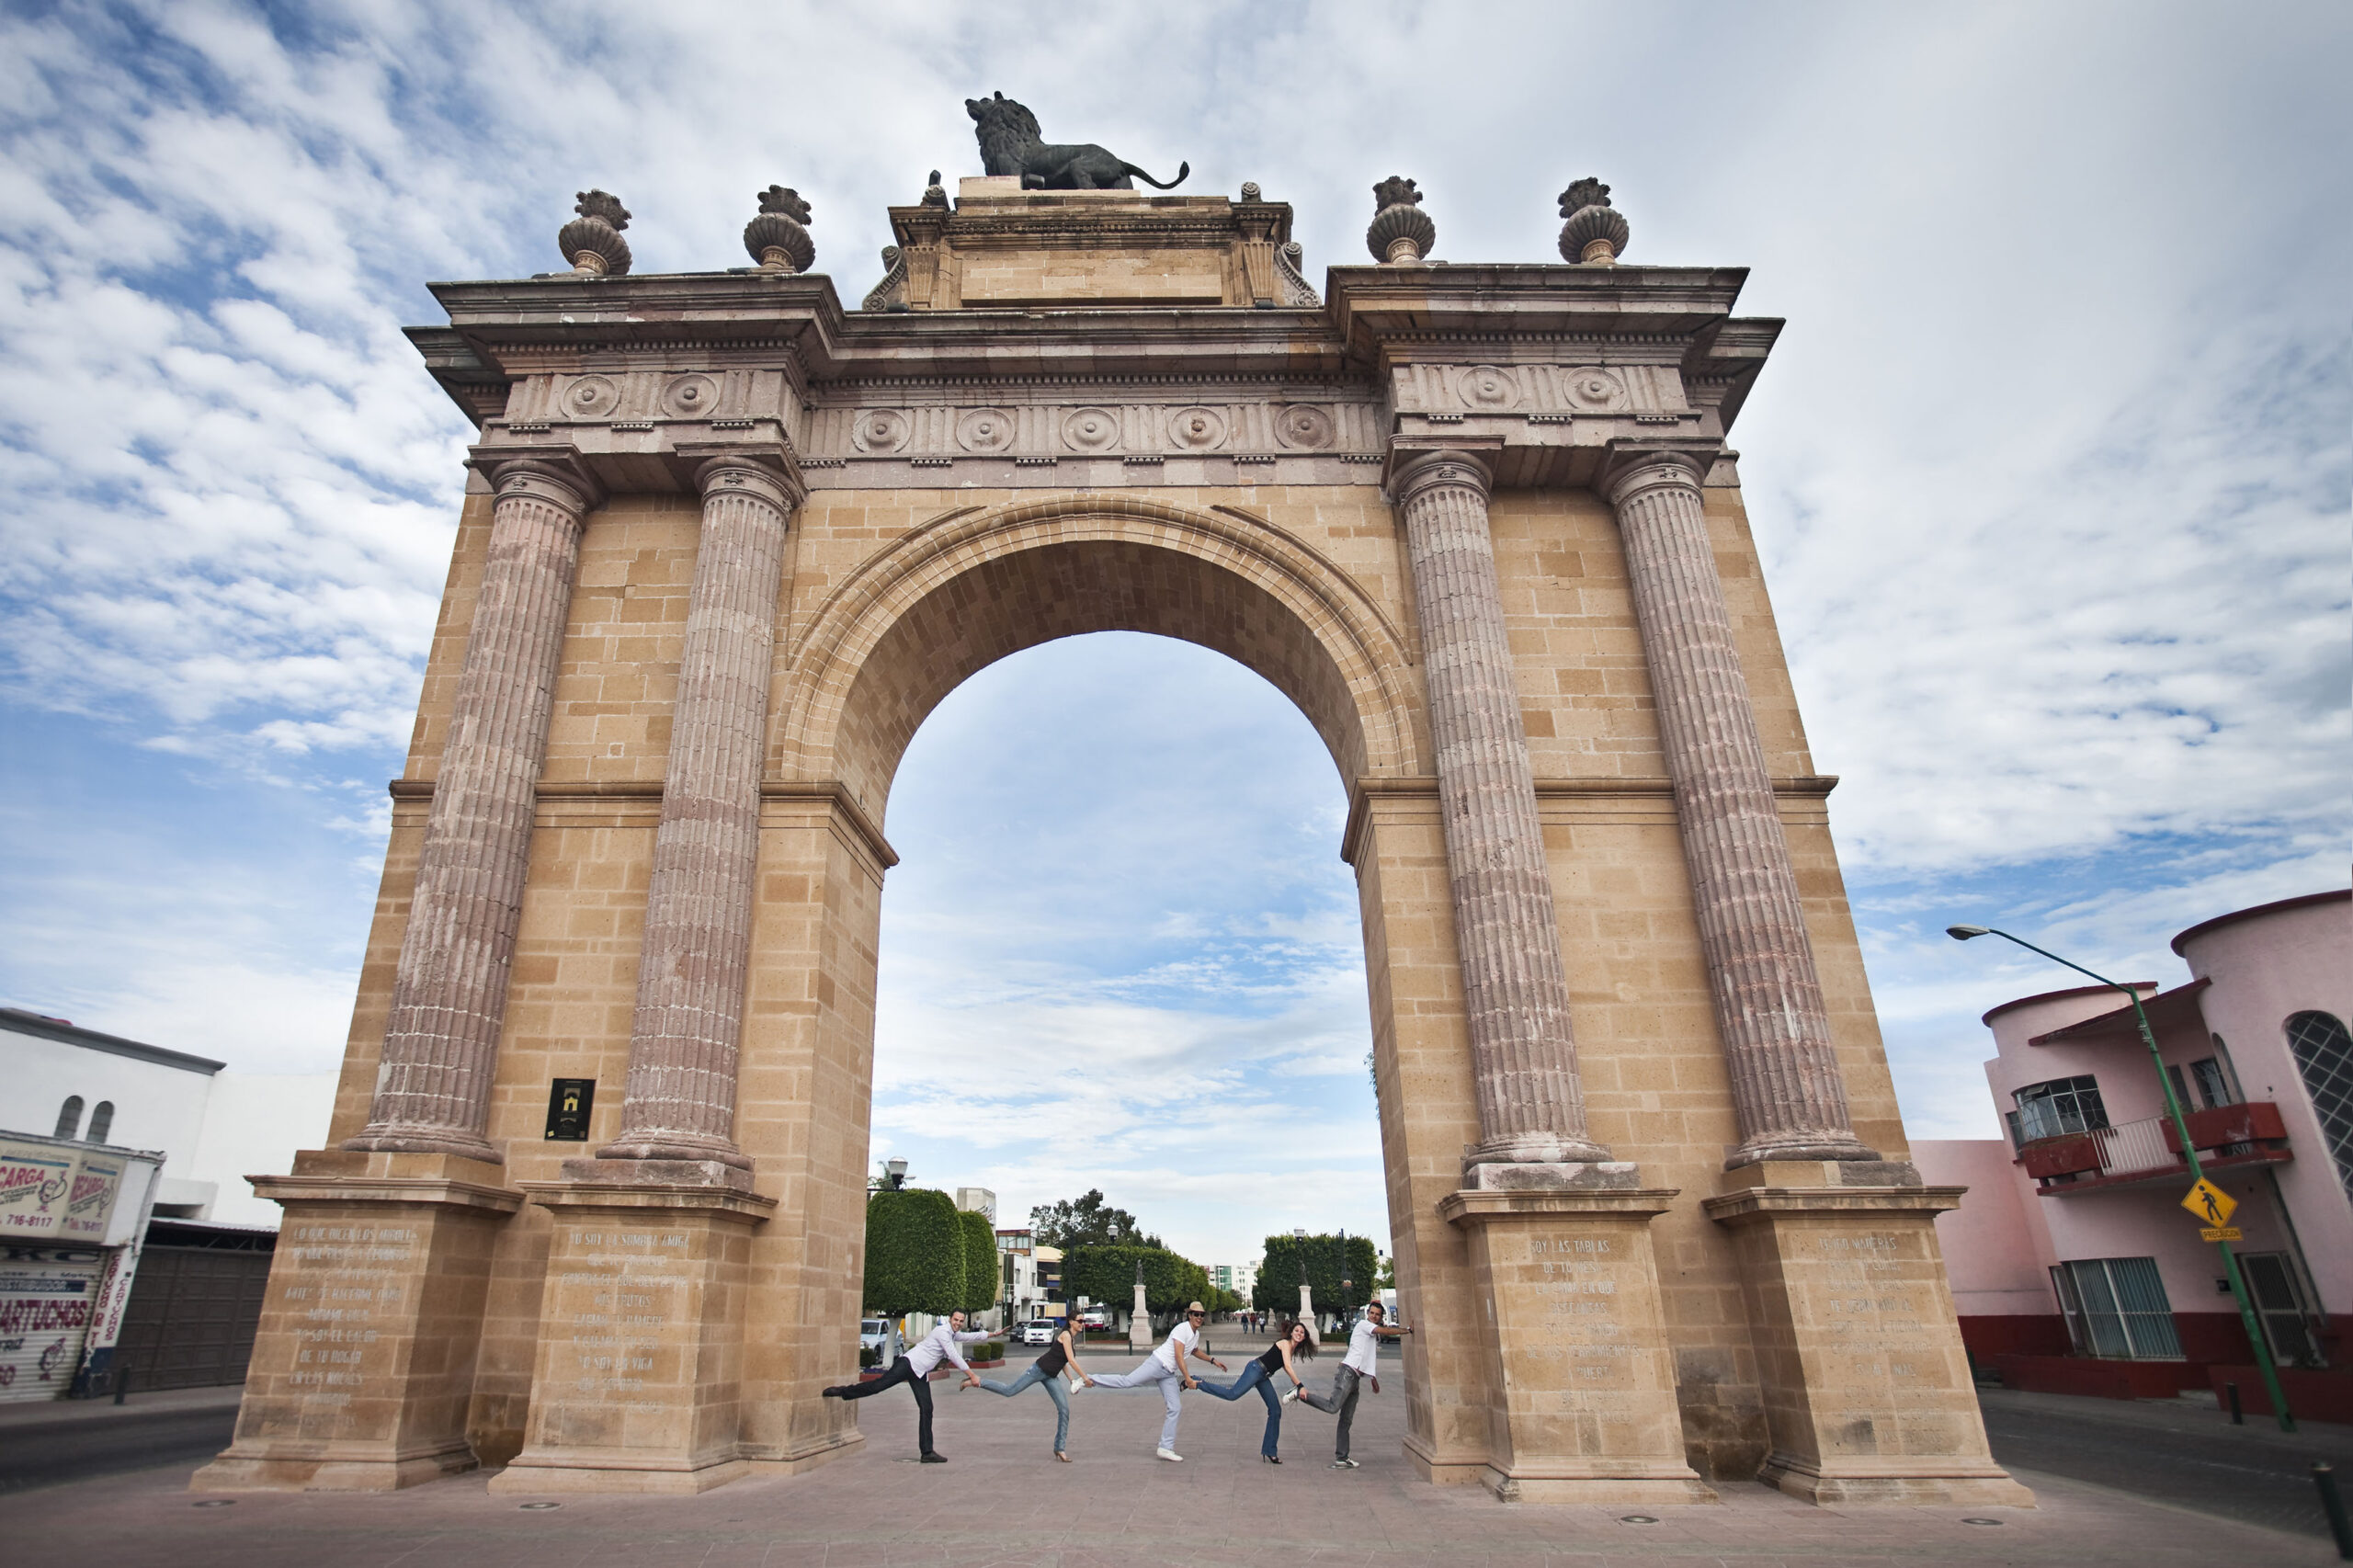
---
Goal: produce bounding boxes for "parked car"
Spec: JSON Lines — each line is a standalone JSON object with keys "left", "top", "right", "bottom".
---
{"left": 1075, "top": 1308, "right": 1110, "bottom": 1332}
{"left": 1021, "top": 1320, "right": 1058, "bottom": 1346}
{"left": 860, "top": 1317, "right": 891, "bottom": 1355}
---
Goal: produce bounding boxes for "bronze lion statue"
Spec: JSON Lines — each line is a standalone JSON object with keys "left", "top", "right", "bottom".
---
{"left": 966, "top": 92, "right": 1188, "bottom": 190}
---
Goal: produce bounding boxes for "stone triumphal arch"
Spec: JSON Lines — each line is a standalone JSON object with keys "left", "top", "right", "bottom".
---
{"left": 195, "top": 172, "right": 2028, "bottom": 1507}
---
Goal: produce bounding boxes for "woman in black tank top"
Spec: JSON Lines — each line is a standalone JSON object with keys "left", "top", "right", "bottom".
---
{"left": 975, "top": 1320, "right": 1092, "bottom": 1460}
{"left": 1197, "top": 1318, "right": 1315, "bottom": 1461}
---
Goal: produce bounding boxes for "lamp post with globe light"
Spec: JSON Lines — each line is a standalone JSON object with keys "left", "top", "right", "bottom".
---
{"left": 1947, "top": 923, "right": 2295, "bottom": 1431}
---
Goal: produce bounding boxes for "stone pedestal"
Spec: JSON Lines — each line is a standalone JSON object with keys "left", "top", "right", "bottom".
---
{"left": 1702, "top": 1165, "right": 2033, "bottom": 1506}
{"left": 1130, "top": 1278, "right": 1154, "bottom": 1350}
{"left": 490, "top": 1169, "right": 776, "bottom": 1495}
{"left": 1433, "top": 1188, "right": 1715, "bottom": 1505}
{"left": 193, "top": 1151, "right": 519, "bottom": 1492}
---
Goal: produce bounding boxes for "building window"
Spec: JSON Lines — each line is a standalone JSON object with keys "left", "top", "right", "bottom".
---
{"left": 2188, "top": 1058, "right": 2235, "bottom": 1110}
{"left": 2014, "top": 1075, "right": 2109, "bottom": 1142}
{"left": 2238, "top": 1252, "right": 2319, "bottom": 1367}
{"left": 2051, "top": 1257, "right": 2182, "bottom": 1359}
{"left": 85, "top": 1101, "right": 115, "bottom": 1142}
{"left": 2285, "top": 1011, "right": 2353, "bottom": 1203}
{"left": 53, "top": 1096, "right": 84, "bottom": 1140}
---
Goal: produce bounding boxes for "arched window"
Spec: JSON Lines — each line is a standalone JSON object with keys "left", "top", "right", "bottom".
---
{"left": 53, "top": 1096, "right": 84, "bottom": 1140}
{"left": 85, "top": 1101, "right": 115, "bottom": 1143}
{"left": 2286, "top": 1010, "right": 2353, "bottom": 1202}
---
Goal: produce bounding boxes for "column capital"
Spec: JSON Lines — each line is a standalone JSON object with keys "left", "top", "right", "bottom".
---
{"left": 1599, "top": 444, "right": 1714, "bottom": 509}
{"left": 1389, "top": 442, "right": 1496, "bottom": 507}
{"left": 677, "top": 440, "right": 806, "bottom": 513}
{"left": 467, "top": 444, "right": 607, "bottom": 517}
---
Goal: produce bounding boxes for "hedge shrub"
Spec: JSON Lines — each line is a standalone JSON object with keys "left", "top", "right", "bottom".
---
{"left": 863, "top": 1187, "right": 965, "bottom": 1316}
{"left": 958, "top": 1207, "right": 998, "bottom": 1315}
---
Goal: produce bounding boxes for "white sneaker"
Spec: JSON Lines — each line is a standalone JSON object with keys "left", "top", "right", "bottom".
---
{"left": 1155, "top": 1448, "right": 1184, "bottom": 1462}
{"left": 1280, "top": 1388, "right": 1299, "bottom": 1404}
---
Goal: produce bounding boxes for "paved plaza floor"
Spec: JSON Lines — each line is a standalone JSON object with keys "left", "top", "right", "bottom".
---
{"left": 2, "top": 1356, "right": 2344, "bottom": 1566}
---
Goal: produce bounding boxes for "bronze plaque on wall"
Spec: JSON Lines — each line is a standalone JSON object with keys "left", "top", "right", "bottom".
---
{"left": 545, "top": 1078, "right": 595, "bottom": 1141}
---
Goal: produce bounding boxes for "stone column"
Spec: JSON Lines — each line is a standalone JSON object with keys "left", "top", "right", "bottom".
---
{"left": 1604, "top": 451, "right": 1873, "bottom": 1166}
{"left": 347, "top": 456, "right": 600, "bottom": 1162}
{"left": 596, "top": 453, "right": 801, "bottom": 1176}
{"left": 1392, "top": 449, "right": 1607, "bottom": 1174}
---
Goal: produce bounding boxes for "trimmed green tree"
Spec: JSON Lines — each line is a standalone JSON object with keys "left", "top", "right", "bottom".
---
{"left": 1252, "top": 1233, "right": 1378, "bottom": 1317}
{"left": 957, "top": 1207, "right": 998, "bottom": 1316}
{"left": 863, "top": 1187, "right": 966, "bottom": 1318}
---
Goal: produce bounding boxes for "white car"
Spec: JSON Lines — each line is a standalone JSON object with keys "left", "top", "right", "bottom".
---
{"left": 1021, "top": 1320, "right": 1059, "bottom": 1346}
{"left": 860, "top": 1318, "right": 891, "bottom": 1355}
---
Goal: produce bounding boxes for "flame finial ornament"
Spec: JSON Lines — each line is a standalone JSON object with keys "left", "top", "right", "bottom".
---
{"left": 744, "top": 186, "right": 815, "bottom": 274}
{"left": 1556, "top": 178, "right": 1629, "bottom": 265}
{"left": 1366, "top": 176, "right": 1435, "bottom": 265}
{"left": 558, "top": 189, "right": 632, "bottom": 277}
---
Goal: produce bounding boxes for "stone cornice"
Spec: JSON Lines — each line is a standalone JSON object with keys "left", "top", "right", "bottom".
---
{"left": 1340, "top": 774, "right": 1839, "bottom": 866}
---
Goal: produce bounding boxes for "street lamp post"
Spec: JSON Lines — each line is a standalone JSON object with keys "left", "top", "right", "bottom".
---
{"left": 1949, "top": 923, "right": 2296, "bottom": 1432}
{"left": 1339, "top": 1227, "right": 1353, "bottom": 1324}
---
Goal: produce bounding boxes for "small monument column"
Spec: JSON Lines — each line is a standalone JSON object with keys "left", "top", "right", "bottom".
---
{"left": 1603, "top": 448, "right": 2026, "bottom": 1505}
{"left": 492, "top": 449, "right": 801, "bottom": 1495}
{"left": 1392, "top": 443, "right": 1708, "bottom": 1504}
{"left": 1129, "top": 1257, "right": 1154, "bottom": 1351}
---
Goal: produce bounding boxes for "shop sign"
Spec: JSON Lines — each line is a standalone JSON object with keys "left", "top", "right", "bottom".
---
{"left": 0, "top": 1140, "right": 79, "bottom": 1238}
{"left": 0, "top": 1247, "right": 104, "bottom": 1403}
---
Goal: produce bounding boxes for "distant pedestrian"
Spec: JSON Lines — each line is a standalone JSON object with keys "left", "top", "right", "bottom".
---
{"left": 1085, "top": 1300, "right": 1224, "bottom": 1461}
{"left": 1292, "top": 1301, "right": 1411, "bottom": 1468}
{"left": 1198, "top": 1316, "right": 1315, "bottom": 1462}
{"left": 821, "top": 1309, "right": 990, "bottom": 1462}
{"left": 972, "top": 1317, "right": 1093, "bottom": 1461}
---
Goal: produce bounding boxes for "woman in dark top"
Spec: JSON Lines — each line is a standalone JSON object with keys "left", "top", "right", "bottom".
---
{"left": 1198, "top": 1317, "right": 1315, "bottom": 1461}
{"left": 974, "top": 1319, "right": 1093, "bottom": 1460}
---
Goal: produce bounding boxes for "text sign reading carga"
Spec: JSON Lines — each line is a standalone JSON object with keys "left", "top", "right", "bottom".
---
{"left": 546, "top": 1079, "right": 596, "bottom": 1142}
{"left": 2181, "top": 1178, "right": 2237, "bottom": 1228}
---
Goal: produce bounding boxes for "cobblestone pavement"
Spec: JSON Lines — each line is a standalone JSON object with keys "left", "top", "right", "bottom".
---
{"left": 0, "top": 1360, "right": 2341, "bottom": 1566}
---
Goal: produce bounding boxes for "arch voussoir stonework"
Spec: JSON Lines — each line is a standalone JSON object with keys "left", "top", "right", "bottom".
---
{"left": 772, "top": 494, "right": 1423, "bottom": 824}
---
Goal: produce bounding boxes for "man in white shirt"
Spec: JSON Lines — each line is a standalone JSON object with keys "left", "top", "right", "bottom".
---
{"left": 1293, "top": 1301, "right": 1410, "bottom": 1468}
{"left": 1083, "top": 1300, "right": 1225, "bottom": 1460}
{"left": 822, "top": 1309, "right": 990, "bottom": 1461}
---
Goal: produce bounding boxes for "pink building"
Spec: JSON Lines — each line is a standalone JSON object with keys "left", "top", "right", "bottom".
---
{"left": 1916, "top": 889, "right": 2352, "bottom": 1416}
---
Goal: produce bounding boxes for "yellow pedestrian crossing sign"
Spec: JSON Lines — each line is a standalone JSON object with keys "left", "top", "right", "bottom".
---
{"left": 2182, "top": 1178, "right": 2236, "bottom": 1228}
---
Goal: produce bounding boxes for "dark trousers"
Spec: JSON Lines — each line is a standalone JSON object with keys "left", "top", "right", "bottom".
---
{"left": 1298, "top": 1363, "right": 1363, "bottom": 1460}
{"left": 836, "top": 1356, "right": 937, "bottom": 1454}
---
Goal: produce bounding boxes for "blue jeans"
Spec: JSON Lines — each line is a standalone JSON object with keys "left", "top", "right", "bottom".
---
{"left": 1198, "top": 1359, "right": 1283, "bottom": 1458}
{"left": 978, "top": 1361, "right": 1072, "bottom": 1452}
{"left": 1088, "top": 1355, "right": 1185, "bottom": 1449}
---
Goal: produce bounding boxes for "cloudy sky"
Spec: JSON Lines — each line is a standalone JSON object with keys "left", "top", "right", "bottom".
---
{"left": 1, "top": 2, "right": 2344, "bottom": 1267}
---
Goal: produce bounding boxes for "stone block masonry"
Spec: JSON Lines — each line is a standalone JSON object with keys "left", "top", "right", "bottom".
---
{"left": 208, "top": 183, "right": 2017, "bottom": 1506}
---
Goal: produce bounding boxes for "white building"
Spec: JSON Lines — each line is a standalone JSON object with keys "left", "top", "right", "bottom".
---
{"left": 1210, "top": 1261, "right": 1258, "bottom": 1302}
{"left": 2, "top": 1009, "right": 335, "bottom": 1229}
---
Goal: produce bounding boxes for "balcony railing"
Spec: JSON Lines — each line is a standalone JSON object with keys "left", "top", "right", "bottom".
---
{"left": 2019, "top": 1102, "right": 2291, "bottom": 1191}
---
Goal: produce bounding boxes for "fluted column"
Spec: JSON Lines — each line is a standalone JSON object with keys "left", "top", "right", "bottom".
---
{"left": 1393, "top": 449, "right": 1608, "bottom": 1172}
{"left": 1605, "top": 451, "right": 1874, "bottom": 1166}
{"left": 597, "top": 453, "right": 801, "bottom": 1171}
{"left": 347, "top": 458, "right": 601, "bottom": 1162}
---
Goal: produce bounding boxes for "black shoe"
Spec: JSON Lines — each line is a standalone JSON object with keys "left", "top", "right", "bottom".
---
{"left": 920, "top": 1451, "right": 948, "bottom": 1464}
{"left": 1262, "top": 1454, "right": 1282, "bottom": 1464}
{"left": 821, "top": 1385, "right": 844, "bottom": 1399}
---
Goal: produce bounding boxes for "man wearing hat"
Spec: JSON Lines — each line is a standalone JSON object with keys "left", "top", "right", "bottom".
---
{"left": 1082, "top": 1299, "right": 1224, "bottom": 1461}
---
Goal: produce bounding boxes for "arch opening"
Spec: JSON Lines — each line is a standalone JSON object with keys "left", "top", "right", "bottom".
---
{"left": 865, "top": 630, "right": 1389, "bottom": 1267}
{"left": 777, "top": 498, "right": 1420, "bottom": 829}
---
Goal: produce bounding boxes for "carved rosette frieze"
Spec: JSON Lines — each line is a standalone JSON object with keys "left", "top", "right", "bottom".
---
{"left": 597, "top": 451, "right": 804, "bottom": 1176}
{"left": 1392, "top": 449, "right": 1608, "bottom": 1174}
{"left": 347, "top": 454, "right": 604, "bottom": 1163}
{"left": 1603, "top": 449, "right": 1874, "bottom": 1167}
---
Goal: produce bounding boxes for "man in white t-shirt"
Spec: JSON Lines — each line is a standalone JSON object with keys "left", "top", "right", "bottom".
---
{"left": 1084, "top": 1300, "right": 1226, "bottom": 1460}
{"left": 1293, "top": 1301, "right": 1410, "bottom": 1468}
